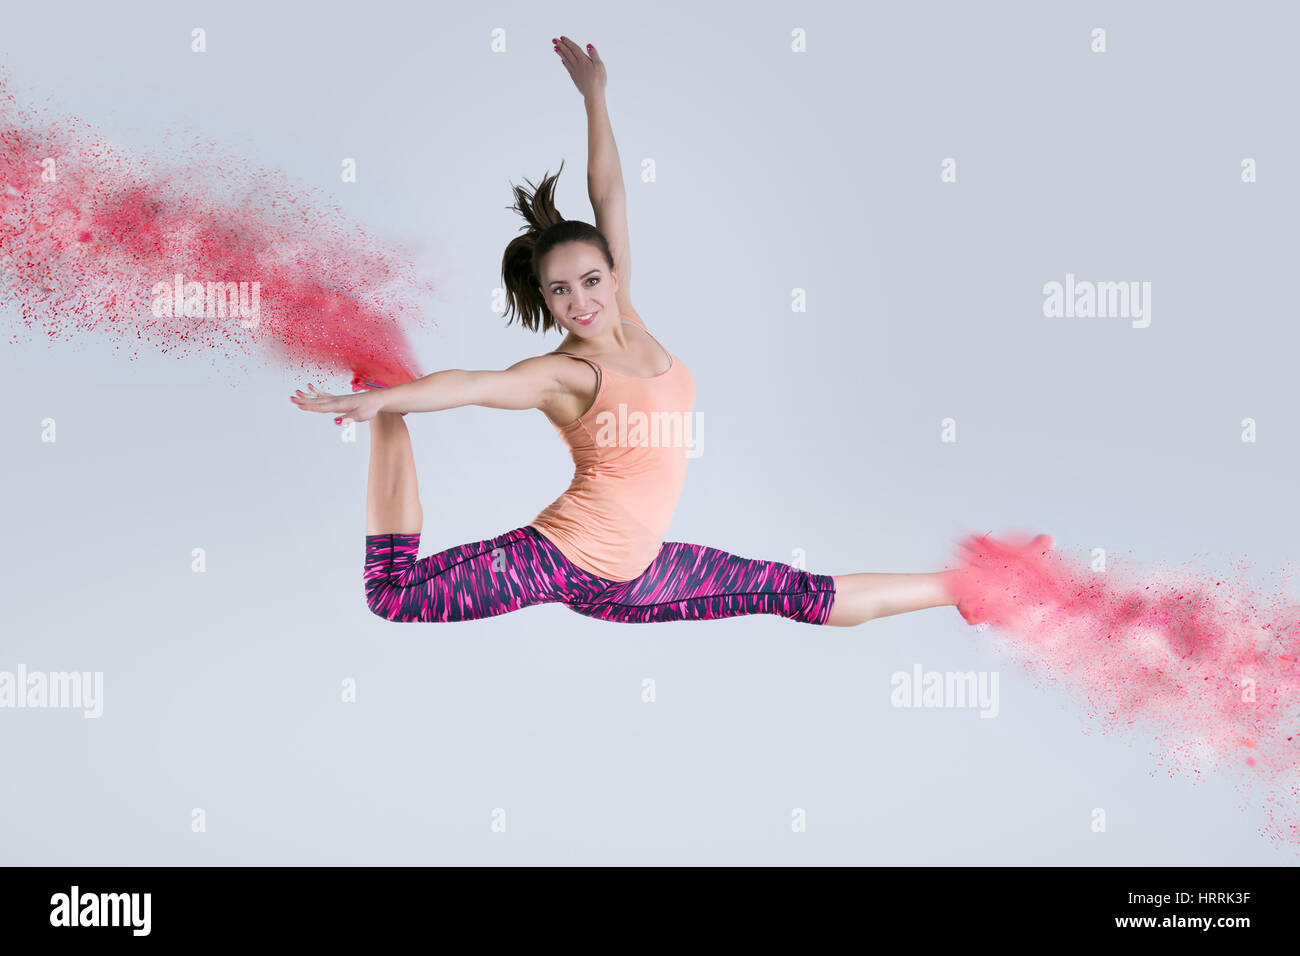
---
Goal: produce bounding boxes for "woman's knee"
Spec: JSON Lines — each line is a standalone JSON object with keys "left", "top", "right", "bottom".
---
{"left": 365, "top": 584, "right": 418, "bottom": 622}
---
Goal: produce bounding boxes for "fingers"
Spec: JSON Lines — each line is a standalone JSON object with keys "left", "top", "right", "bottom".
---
{"left": 552, "top": 36, "right": 571, "bottom": 67}
{"left": 289, "top": 387, "right": 343, "bottom": 413}
{"left": 553, "top": 35, "right": 590, "bottom": 68}
{"left": 289, "top": 382, "right": 360, "bottom": 425}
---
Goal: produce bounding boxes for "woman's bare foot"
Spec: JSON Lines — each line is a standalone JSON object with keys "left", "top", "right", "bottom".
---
{"left": 948, "top": 532, "right": 1055, "bottom": 626}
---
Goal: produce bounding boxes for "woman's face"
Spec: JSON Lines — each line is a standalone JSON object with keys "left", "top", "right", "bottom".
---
{"left": 539, "top": 242, "right": 617, "bottom": 337}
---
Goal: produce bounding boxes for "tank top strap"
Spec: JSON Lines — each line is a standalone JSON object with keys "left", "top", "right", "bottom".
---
{"left": 635, "top": 323, "right": 674, "bottom": 365}
{"left": 551, "top": 350, "right": 603, "bottom": 399}
{"left": 618, "top": 317, "right": 674, "bottom": 370}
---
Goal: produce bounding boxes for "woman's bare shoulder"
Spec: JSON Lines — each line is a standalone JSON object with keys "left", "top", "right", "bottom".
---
{"left": 510, "top": 352, "right": 598, "bottom": 424}
{"left": 508, "top": 351, "right": 590, "bottom": 375}
{"left": 508, "top": 351, "right": 599, "bottom": 393}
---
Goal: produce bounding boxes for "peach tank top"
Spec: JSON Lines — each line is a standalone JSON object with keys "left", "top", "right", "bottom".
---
{"left": 529, "top": 319, "right": 697, "bottom": 582}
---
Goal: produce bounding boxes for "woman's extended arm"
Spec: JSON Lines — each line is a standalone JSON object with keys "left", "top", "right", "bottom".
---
{"left": 290, "top": 357, "right": 563, "bottom": 422}
{"left": 378, "top": 359, "right": 558, "bottom": 414}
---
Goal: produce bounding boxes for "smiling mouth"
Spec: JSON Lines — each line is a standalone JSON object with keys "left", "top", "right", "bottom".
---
{"left": 572, "top": 311, "right": 598, "bottom": 324}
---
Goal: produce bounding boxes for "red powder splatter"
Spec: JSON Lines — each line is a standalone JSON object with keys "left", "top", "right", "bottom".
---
{"left": 947, "top": 531, "right": 1300, "bottom": 850}
{"left": 0, "top": 69, "right": 430, "bottom": 385}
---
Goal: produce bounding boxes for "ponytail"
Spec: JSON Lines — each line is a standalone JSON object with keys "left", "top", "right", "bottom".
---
{"left": 500, "top": 158, "right": 614, "bottom": 333}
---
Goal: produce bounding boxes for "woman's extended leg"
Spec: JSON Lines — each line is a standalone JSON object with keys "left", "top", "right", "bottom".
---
{"left": 560, "top": 542, "right": 967, "bottom": 628}
{"left": 562, "top": 541, "right": 838, "bottom": 625}
{"left": 823, "top": 571, "right": 958, "bottom": 627}
{"left": 366, "top": 411, "right": 422, "bottom": 535}
{"left": 826, "top": 533, "right": 1056, "bottom": 627}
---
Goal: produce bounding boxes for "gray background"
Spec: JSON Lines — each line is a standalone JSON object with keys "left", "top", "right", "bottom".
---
{"left": 3, "top": 0, "right": 1297, "bottom": 864}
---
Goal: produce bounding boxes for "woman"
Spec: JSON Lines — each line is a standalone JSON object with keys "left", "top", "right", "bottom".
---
{"left": 291, "top": 36, "right": 1047, "bottom": 626}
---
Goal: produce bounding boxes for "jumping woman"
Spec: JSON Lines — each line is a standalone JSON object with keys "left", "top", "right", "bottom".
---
{"left": 290, "top": 36, "right": 1049, "bottom": 627}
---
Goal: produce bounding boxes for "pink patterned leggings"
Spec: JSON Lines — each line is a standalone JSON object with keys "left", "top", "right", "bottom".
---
{"left": 363, "top": 525, "right": 836, "bottom": 625}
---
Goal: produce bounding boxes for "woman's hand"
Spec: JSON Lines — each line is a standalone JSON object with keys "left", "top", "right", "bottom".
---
{"left": 290, "top": 384, "right": 384, "bottom": 425}
{"left": 552, "top": 35, "right": 606, "bottom": 100}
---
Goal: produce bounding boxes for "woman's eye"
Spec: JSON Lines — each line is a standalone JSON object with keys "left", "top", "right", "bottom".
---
{"left": 552, "top": 277, "right": 598, "bottom": 294}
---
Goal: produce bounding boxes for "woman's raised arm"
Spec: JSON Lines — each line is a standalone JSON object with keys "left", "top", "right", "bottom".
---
{"left": 553, "top": 37, "right": 616, "bottom": 196}
{"left": 555, "top": 37, "right": 638, "bottom": 324}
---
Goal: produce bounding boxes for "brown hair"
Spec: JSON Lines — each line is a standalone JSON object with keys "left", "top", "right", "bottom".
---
{"left": 501, "top": 159, "right": 614, "bottom": 333}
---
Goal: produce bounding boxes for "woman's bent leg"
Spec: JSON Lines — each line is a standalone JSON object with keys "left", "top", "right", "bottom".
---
{"left": 366, "top": 412, "right": 422, "bottom": 535}
{"left": 564, "top": 541, "right": 837, "bottom": 625}
{"left": 364, "top": 527, "right": 568, "bottom": 623}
